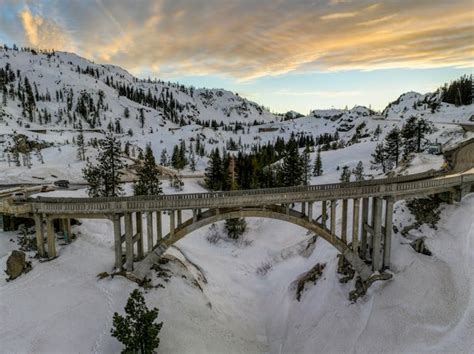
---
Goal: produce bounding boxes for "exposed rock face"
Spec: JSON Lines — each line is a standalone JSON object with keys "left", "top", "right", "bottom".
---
{"left": 410, "top": 238, "right": 432, "bottom": 256}
{"left": 295, "top": 263, "right": 326, "bottom": 301}
{"left": 5, "top": 250, "right": 31, "bottom": 281}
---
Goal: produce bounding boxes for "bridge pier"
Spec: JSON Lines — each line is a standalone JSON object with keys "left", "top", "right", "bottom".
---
{"left": 193, "top": 209, "right": 198, "bottom": 222}
{"left": 372, "top": 197, "right": 383, "bottom": 271}
{"left": 322, "top": 201, "right": 327, "bottom": 229}
{"left": 177, "top": 209, "right": 182, "bottom": 225}
{"left": 136, "top": 212, "right": 144, "bottom": 260}
{"left": 330, "top": 200, "right": 336, "bottom": 239}
{"left": 34, "top": 214, "right": 45, "bottom": 258}
{"left": 383, "top": 197, "right": 394, "bottom": 269}
{"left": 124, "top": 212, "right": 133, "bottom": 271}
{"left": 301, "top": 202, "right": 306, "bottom": 216}
{"left": 170, "top": 210, "right": 175, "bottom": 238}
{"left": 341, "top": 199, "right": 348, "bottom": 243}
{"left": 156, "top": 211, "right": 162, "bottom": 240}
{"left": 360, "top": 198, "right": 369, "bottom": 259}
{"left": 112, "top": 214, "right": 123, "bottom": 269}
{"left": 146, "top": 211, "right": 153, "bottom": 252}
{"left": 307, "top": 202, "right": 313, "bottom": 222}
{"left": 46, "top": 217, "right": 56, "bottom": 258}
{"left": 352, "top": 198, "right": 360, "bottom": 253}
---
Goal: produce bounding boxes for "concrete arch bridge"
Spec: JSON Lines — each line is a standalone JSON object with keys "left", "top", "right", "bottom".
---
{"left": 2, "top": 166, "right": 473, "bottom": 282}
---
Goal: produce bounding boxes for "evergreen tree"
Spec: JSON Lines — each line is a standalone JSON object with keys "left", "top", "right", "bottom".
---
{"left": 204, "top": 148, "right": 223, "bottom": 191}
{"left": 224, "top": 155, "right": 247, "bottom": 239}
{"left": 340, "top": 165, "right": 351, "bottom": 182}
{"left": 82, "top": 133, "right": 124, "bottom": 197}
{"left": 301, "top": 145, "right": 312, "bottom": 185}
{"left": 76, "top": 130, "right": 86, "bottom": 161}
{"left": 134, "top": 144, "right": 162, "bottom": 196}
{"left": 371, "top": 143, "right": 387, "bottom": 173}
{"left": 281, "top": 135, "right": 303, "bottom": 186}
{"left": 160, "top": 149, "right": 168, "bottom": 166}
{"left": 111, "top": 289, "right": 163, "bottom": 354}
{"left": 189, "top": 150, "right": 196, "bottom": 172}
{"left": 401, "top": 116, "right": 433, "bottom": 158}
{"left": 384, "top": 127, "right": 401, "bottom": 169}
{"left": 374, "top": 124, "right": 382, "bottom": 140}
{"left": 352, "top": 161, "right": 364, "bottom": 181}
{"left": 313, "top": 147, "right": 323, "bottom": 176}
{"left": 124, "top": 107, "right": 130, "bottom": 118}
{"left": 171, "top": 145, "right": 181, "bottom": 169}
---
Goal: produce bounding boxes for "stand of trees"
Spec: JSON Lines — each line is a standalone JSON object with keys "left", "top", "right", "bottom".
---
{"left": 134, "top": 144, "right": 162, "bottom": 196}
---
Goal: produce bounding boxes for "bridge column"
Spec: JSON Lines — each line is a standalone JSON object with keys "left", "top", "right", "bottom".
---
{"left": 112, "top": 214, "right": 122, "bottom": 269}
{"left": 136, "top": 212, "right": 144, "bottom": 260}
{"left": 170, "top": 210, "right": 175, "bottom": 238}
{"left": 360, "top": 198, "right": 369, "bottom": 259}
{"left": 62, "top": 218, "right": 71, "bottom": 243}
{"left": 307, "top": 202, "right": 313, "bottom": 222}
{"left": 34, "top": 214, "right": 45, "bottom": 258}
{"left": 322, "top": 201, "right": 327, "bottom": 229}
{"left": 341, "top": 199, "right": 348, "bottom": 243}
{"left": 383, "top": 197, "right": 394, "bottom": 269}
{"left": 193, "top": 209, "right": 198, "bottom": 222}
{"left": 124, "top": 212, "right": 133, "bottom": 271}
{"left": 177, "top": 209, "right": 182, "bottom": 225}
{"left": 146, "top": 211, "right": 153, "bottom": 252}
{"left": 330, "top": 200, "right": 336, "bottom": 239}
{"left": 156, "top": 211, "right": 162, "bottom": 240}
{"left": 372, "top": 197, "right": 383, "bottom": 271}
{"left": 46, "top": 217, "right": 56, "bottom": 258}
{"left": 352, "top": 198, "right": 360, "bottom": 253}
{"left": 301, "top": 202, "right": 306, "bottom": 216}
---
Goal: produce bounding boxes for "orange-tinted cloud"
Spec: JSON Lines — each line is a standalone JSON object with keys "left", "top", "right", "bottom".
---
{"left": 6, "top": 1, "right": 473, "bottom": 79}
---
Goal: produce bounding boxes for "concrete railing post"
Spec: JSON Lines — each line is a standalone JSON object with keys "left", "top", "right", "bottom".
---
{"left": 383, "top": 197, "right": 394, "bottom": 269}
{"left": 341, "top": 199, "right": 348, "bottom": 243}
{"left": 372, "top": 197, "right": 383, "bottom": 271}
{"left": 34, "top": 214, "right": 45, "bottom": 258}
{"left": 146, "top": 211, "right": 153, "bottom": 253}
{"left": 352, "top": 198, "right": 360, "bottom": 253}
{"left": 112, "top": 214, "right": 122, "bottom": 269}
{"left": 124, "top": 212, "right": 133, "bottom": 271}
{"left": 46, "top": 217, "right": 56, "bottom": 258}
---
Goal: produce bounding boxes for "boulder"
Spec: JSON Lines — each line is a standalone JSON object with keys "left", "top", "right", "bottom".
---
{"left": 5, "top": 250, "right": 31, "bottom": 281}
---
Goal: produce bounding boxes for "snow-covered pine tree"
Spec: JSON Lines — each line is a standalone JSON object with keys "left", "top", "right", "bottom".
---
{"left": 301, "top": 145, "right": 312, "bottom": 185}
{"left": 340, "top": 165, "right": 351, "bottom": 182}
{"left": 76, "top": 130, "right": 86, "bottom": 161}
{"left": 281, "top": 135, "right": 303, "bottom": 187}
{"left": 204, "top": 148, "right": 223, "bottom": 191}
{"left": 352, "top": 161, "right": 364, "bottom": 181}
{"left": 384, "top": 127, "right": 401, "bottom": 169}
{"left": 313, "top": 147, "right": 323, "bottom": 176}
{"left": 371, "top": 142, "right": 387, "bottom": 173}
{"left": 134, "top": 144, "right": 162, "bottom": 196}
{"left": 82, "top": 133, "right": 124, "bottom": 197}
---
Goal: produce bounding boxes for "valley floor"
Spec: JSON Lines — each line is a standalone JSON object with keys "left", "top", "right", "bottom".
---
{"left": 0, "top": 179, "right": 473, "bottom": 354}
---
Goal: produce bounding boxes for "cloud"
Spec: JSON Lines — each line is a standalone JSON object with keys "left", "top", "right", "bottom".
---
{"left": 2, "top": 0, "right": 472, "bottom": 80}
{"left": 18, "top": 6, "right": 75, "bottom": 51}
{"left": 275, "top": 89, "right": 361, "bottom": 97}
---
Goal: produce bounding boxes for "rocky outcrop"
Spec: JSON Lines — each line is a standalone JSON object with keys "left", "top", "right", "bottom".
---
{"left": 295, "top": 263, "right": 326, "bottom": 301}
{"left": 5, "top": 250, "right": 31, "bottom": 281}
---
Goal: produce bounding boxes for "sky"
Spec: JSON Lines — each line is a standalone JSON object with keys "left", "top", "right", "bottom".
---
{"left": 0, "top": 0, "right": 472, "bottom": 113}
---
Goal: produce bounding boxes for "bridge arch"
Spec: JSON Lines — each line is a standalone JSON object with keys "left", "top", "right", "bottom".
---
{"left": 151, "top": 206, "right": 373, "bottom": 281}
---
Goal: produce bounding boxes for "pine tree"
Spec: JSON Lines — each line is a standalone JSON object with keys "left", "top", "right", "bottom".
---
{"left": 224, "top": 155, "right": 247, "bottom": 239}
{"left": 76, "top": 130, "right": 86, "bottom": 161}
{"left": 313, "top": 147, "right": 323, "bottom": 176}
{"left": 204, "top": 148, "right": 223, "bottom": 191}
{"left": 371, "top": 143, "right": 387, "bottom": 173}
{"left": 189, "top": 151, "right": 196, "bottom": 172}
{"left": 82, "top": 133, "right": 124, "bottom": 197}
{"left": 374, "top": 124, "right": 382, "bottom": 141}
{"left": 340, "top": 165, "right": 351, "bottom": 182}
{"left": 301, "top": 145, "right": 312, "bottom": 185}
{"left": 160, "top": 149, "right": 168, "bottom": 166}
{"left": 384, "top": 127, "right": 401, "bottom": 169}
{"left": 111, "top": 289, "right": 163, "bottom": 354}
{"left": 401, "top": 116, "right": 433, "bottom": 158}
{"left": 134, "top": 144, "right": 162, "bottom": 196}
{"left": 281, "top": 135, "right": 303, "bottom": 186}
{"left": 352, "top": 161, "right": 364, "bottom": 181}
{"left": 171, "top": 145, "right": 181, "bottom": 170}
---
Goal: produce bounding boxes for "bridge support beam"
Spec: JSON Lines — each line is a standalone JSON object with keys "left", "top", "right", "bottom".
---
{"left": 156, "top": 211, "right": 162, "bottom": 240}
{"left": 136, "top": 212, "right": 144, "bottom": 260}
{"left": 112, "top": 214, "right": 122, "bottom": 269}
{"left": 177, "top": 209, "right": 182, "bottom": 225}
{"left": 124, "top": 212, "right": 133, "bottom": 271}
{"left": 372, "top": 197, "right": 383, "bottom": 271}
{"left": 62, "top": 218, "right": 71, "bottom": 243}
{"left": 341, "top": 199, "right": 348, "bottom": 243}
{"left": 352, "top": 198, "right": 360, "bottom": 253}
{"left": 193, "top": 209, "right": 198, "bottom": 222}
{"left": 146, "top": 211, "right": 153, "bottom": 252}
{"left": 34, "top": 214, "right": 45, "bottom": 258}
{"left": 383, "top": 197, "right": 394, "bottom": 269}
{"left": 301, "top": 202, "right": 306, "bottom": 216}
{"left": 360, "top": 198, "right": 369, "bottom": 259}
{"left": 307, "top": 202, "right": 313, "bottom": 222}
{"left": 46, "top": 217, "right": 56, "bottom": 258}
